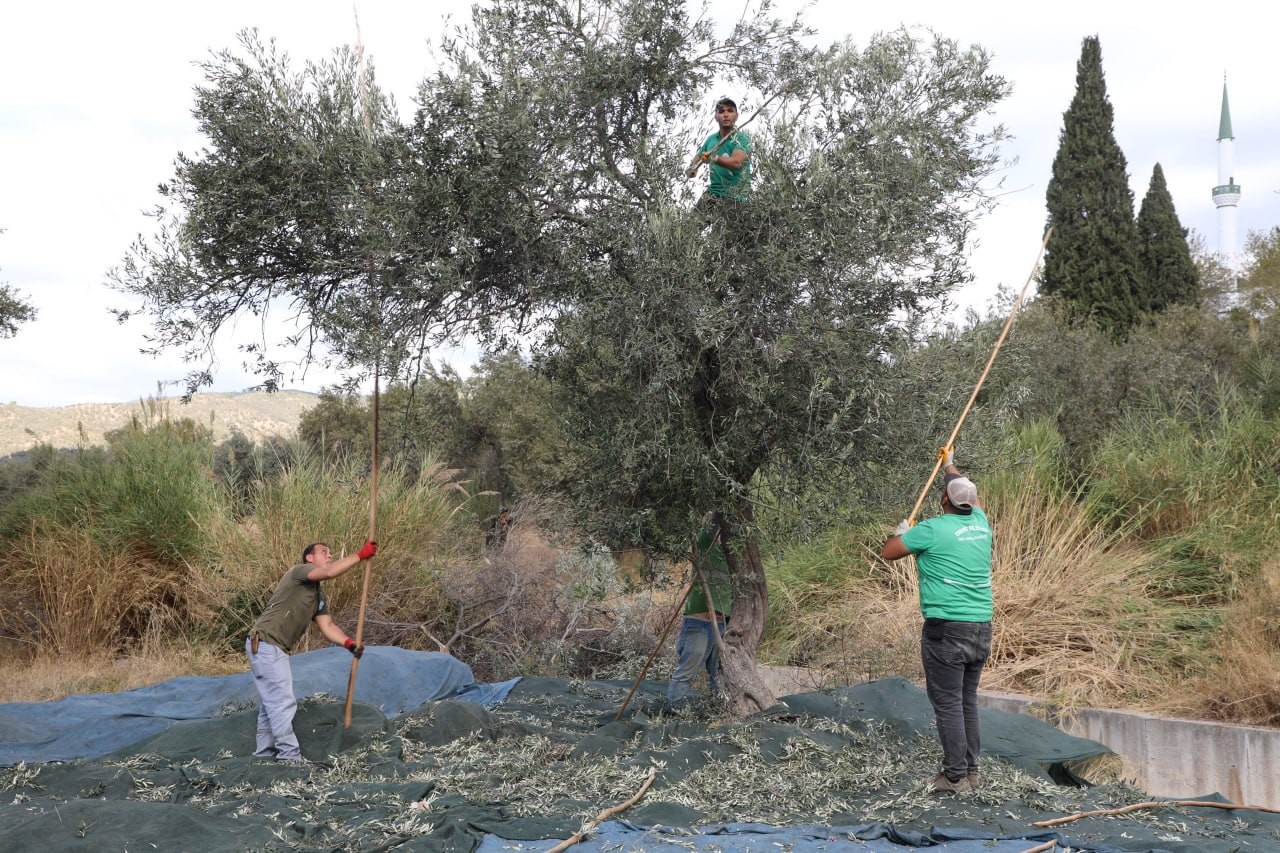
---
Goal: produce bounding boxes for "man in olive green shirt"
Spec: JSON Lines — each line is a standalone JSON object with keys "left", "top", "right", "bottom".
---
{"left": 246, "top": 539, "right": 377, "bottom": 762}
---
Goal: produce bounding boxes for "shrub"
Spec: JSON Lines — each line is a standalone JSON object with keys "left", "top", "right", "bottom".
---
{"left": 762, "top": 422, "right": 1215, "bottom": 710}
{"left": 200, "top": 448, "right": 469, "bottom": 649}
{"left": 0, "top": 409, "right": 225, "bottom": 654}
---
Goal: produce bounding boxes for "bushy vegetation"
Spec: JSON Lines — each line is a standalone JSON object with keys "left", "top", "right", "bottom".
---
{"left": 0, "top": 400, "right": 661, "bottom": 695}
{"left": 761, "top": 421, "right": 1214, "bottom": 710}
{"left": 0, "top": 408, "right": 225, "bottom": 655}
{"left": 10, "top": 231, "right": 1280, "bottom": 726}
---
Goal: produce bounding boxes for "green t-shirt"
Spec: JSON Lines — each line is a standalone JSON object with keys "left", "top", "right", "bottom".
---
{"left": 685, "top": 525, "right": 733, "bottom": 617}
{"left": 900, "top": 508, "right": 993, "bottom": 622}
{"left": 699, "top": 130, "right": 751, "bottom": 200}
{"left": 252, "top": 563, "right": 328, "bottom": 653}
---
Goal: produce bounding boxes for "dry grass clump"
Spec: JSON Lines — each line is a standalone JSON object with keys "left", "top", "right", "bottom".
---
{"left": 0, "top": 524, "right": 201, "bottom": 658}
{"left": 432, "top": 495, "right": 671, "bottom": 681}
{"left": 765, "top": 446, "right": 1209, "bottom": 712}
{"left": 1153, "top": 554, "right": 1280, "bottom": 726}
{"left": 767, "top": 578, "right": 921, "bottom": 684}
{"left": 0, "top": 643, "right": 243, "bottom": 704}
{"left": 980, "top": 482, "right": 1175, "bottom": 708}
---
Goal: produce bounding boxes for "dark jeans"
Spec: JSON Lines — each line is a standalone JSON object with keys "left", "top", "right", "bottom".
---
{"left": 667, "top": 617, "right": 725, "bottom": 703}
{"left": 921, "top": 619, "right": 992, "bottom": 781}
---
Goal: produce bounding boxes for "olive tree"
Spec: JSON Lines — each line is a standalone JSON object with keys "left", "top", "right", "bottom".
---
{"left": 414, "top": 1, "right": 1008, "bottom": 711}
{"left": 111, "top": 0, "right": 1008, "bottom": 714}
{"left": 1, "top": 230, "right": 37, "bottom": 338}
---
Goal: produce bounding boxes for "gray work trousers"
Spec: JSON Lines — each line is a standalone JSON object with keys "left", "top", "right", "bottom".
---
{"left": 246, "top": 636, "right": 302, "bottom": 760}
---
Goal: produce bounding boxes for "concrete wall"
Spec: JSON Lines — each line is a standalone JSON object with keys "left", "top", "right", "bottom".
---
{"left": 756, "top": 666, "right": 1280, "bottom": 809}
{"left": 979, "top": 691, "right": 1279, "bottom": 809}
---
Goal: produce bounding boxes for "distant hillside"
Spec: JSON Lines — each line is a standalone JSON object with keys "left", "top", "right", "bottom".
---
{"left": 0, "top": 391, "right": 320, "bottom": 457}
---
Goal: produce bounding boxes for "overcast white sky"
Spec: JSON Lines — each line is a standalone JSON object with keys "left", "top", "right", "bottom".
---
{"left": 3, "top": 1, "right": 1278, "bottom": 407}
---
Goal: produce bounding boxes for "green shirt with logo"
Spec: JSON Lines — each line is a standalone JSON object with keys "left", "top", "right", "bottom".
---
{"left": 684, "top": 525, "right": 733, "bottom": 617}
{"left": 699, "top": 130, "right": 751, "bottom": 200}
{"left": 900, "top": 508, "right": 992, "bottom": 622}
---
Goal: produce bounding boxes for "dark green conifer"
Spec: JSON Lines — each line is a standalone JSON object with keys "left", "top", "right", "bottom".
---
{"left": 1135, "top": 163, "right": 1200, "bottom": 311}
{"left": 1042, "top": 36, "right": 1141, "bottom": 336}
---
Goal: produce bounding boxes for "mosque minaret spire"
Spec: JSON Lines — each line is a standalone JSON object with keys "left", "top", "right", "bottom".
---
{"left": 1211, "top": 76, "right": 1241, "bottom": 270}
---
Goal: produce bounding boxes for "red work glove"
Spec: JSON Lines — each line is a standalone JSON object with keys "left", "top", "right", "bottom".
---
{"left": 344, "top": 638, "right": 364, "bottom": 659}
{"left": 357, "top": 539, "right": 377, "bottom": 560}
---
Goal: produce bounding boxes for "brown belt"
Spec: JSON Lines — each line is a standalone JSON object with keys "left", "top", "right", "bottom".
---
{"left": 250, "top": 630, "right": 260, "bottom": 655}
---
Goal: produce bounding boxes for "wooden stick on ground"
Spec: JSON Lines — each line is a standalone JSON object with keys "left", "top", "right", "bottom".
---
{"left": 1033, "top": 798, "right": 1280, "bottom": 828}
{"left": 546, "top": 769, "right": 657, "bottom": 853}
{"left": 1020, "top": 841, "right": 1058, "bottom": 853}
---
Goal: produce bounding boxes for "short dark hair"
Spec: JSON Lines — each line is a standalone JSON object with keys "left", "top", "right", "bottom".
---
{"left": 715, "top": 96, "right": 737, "bottom": 110}
{"left": 302, "top": 542, "right": 328, "bottom": 563}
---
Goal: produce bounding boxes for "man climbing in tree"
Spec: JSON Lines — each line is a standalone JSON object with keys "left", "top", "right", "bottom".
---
{"left": 689, "top": 96, "right": 751, "bottom": 205}
{"left": 880, "top": 448, "right": 993, "bottom": 794}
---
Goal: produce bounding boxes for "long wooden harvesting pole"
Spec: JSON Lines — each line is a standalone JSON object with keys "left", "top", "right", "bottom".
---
{"left": 905, "top": 228, "right": 1052, "bottom": 525}
{"left": 344, "top": 6, "right": 380, "bottom": 729}
{"left": 615, "top": 579, "right": 696, "bottom": 721}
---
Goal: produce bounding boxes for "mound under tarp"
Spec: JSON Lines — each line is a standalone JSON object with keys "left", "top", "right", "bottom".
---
{"left": 0, "top": 655, "right": 1276, "bottom": 853}
{"left": 0, "top": 646, "right": 518, "bottom": 765}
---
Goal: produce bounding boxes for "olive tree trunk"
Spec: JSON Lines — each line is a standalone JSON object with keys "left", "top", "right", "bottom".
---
{"left": 718, "top": 504, "right": 776, "bottom": 716}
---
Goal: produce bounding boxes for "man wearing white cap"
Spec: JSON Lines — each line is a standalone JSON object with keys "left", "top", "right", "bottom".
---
{"left": 880, "top": 448, "right": 993, "bottom": 794}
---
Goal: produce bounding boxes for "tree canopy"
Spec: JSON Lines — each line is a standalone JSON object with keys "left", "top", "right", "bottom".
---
{"left": 109, "top": 0, "right": 1009, "bottom": 712}
{"left": 0, "top": 231, "right": 37, "bottom": 339}
{"left": 1042, "top": 35, "right": 1141, "bottom": 336}
{"left": 1135, "top": 163, "right": 1199, "bottom": 313}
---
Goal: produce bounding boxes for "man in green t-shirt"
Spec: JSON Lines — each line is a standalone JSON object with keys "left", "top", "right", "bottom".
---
{"left": 246, "top": 538, "right": 378, "bottom": 763}
{"left": 688, "top": 96, "right": 751, "bottom": 203}
{"left": 667, "top": 514, "right": 733, "bottom": 705}
{"left": 881, "top": 449, "right": 992, "bottom": 794}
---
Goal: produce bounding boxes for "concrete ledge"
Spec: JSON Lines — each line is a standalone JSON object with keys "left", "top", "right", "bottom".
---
{"left": 757, "top": 665, "right": 1280, "bottom": 809}
{"left": 979, "top": 690, "right": 1280, "bottom": 809}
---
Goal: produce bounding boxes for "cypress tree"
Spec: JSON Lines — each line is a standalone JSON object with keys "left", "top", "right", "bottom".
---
{"left": 1136, "top": 163, "right": 1200, "bottom": 311}
{"left": 1042, "top": 36, "right": 1141, "bottom": 336}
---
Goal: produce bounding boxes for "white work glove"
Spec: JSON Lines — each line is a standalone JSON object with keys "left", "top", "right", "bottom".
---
{"left": 939, "top": 445, "right": 955, "bottom": 468}
{"left": 892, "top": 519, "right": 911, "bottom": 536}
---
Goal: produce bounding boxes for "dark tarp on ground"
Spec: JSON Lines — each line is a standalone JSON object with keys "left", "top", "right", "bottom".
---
{"left": 2, "top": 654, "right": 1277, "bottom": 853}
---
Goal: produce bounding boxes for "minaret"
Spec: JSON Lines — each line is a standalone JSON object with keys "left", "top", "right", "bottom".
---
{"left": 1211, "top": 78, "right": 1241, "bottom": 269}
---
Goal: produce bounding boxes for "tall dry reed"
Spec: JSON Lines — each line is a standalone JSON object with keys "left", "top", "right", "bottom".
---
{"left": 764, "top": 423, "right": 1213, "bottom": 711}
{"left": 201, "top": 449, "right": 470, "bottom": 649}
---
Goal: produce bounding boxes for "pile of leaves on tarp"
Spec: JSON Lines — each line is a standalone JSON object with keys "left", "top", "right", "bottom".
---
{"left": 2, "top": 648, "right": 1278, "bottom": 852}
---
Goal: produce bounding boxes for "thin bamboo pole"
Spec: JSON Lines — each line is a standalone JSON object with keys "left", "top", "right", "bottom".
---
{"left": 344, "top": 8, "right": 380, "bottom": 729}
{"left": 905, "top": 228, "right": 1052, "bottom": 525}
